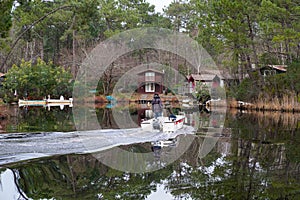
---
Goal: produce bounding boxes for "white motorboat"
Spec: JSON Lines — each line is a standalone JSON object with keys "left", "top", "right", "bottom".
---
{"left": 141, "top": 115, "right": 185, "bottom": 133}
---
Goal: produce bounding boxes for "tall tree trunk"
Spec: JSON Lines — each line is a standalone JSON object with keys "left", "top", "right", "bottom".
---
{"left": 297, "top": 43, "right": 300, "bottom": 60}
{"left": 285, "top": 39, "right": 292, "bottom": 63}
{"left": 72, "top": 29, "right": 76, "bottom": 77}
{"left": 25, "top": 41, "right": 29, "bottom": 61}
{"left": 246, "top": 14, "right": 258, "bottom": 68}
{"left": 40, "top": 37, "right": 44, "bottom": 61}
{"left": 280, "top": 43, "right": 285, "bottom": 65}
{"left": 55, "top": 29, "right": 60, "bottom": 65}
{"left": 30, "top": 39, "right": 35, "bottom": 61}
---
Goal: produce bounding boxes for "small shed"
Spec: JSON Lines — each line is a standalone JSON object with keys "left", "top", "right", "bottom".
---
{"left": 260, "top": 65, "right": 287, "bottom": 77}
{"left": 187, "top": 70, "right": 226, "bottom": 90}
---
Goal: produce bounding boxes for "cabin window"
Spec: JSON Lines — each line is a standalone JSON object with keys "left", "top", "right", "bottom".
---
{"left": 145, "top": 72, "right": 155, "bottom": 81}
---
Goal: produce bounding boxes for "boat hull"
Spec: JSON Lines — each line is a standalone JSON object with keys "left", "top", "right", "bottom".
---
{"left": 141, "top": 115, "right": 185, "bottom": 133}
{"left": 163, "top": 115, "right": 185, "bottom": 133}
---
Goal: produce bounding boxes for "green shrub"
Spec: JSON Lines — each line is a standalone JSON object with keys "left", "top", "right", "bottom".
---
{"left": 235, "top": 78, "right": 259, "bottom": 101}
{"left": 1, "top": 59, "right": 73, "bottom": 102}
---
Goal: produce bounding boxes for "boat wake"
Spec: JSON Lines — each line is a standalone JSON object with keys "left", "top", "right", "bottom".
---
{"left": 0, "top": 126, "right": 194, "bottom": 165}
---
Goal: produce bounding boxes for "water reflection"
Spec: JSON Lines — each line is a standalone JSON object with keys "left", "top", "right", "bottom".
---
{"left": 74, "top": 103, "right": 201, "bottom": 130}
{"left": 1, "top": 106, "right": 300, "bottom": 199}
{"left": 0, "top": 105, "right": 75, "bottom": 133}
{"left": 2, "top": 115, "right": 300, "bottom": 200}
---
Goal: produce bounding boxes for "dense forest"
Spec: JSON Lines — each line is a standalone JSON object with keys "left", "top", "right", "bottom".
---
{"left": 0, "top": 0, "right": 299, "bottom": 103}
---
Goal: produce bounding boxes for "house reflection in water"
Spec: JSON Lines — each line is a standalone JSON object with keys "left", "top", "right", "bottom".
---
{"left": 183, "top": 111, "right": 198, "bottom": 127}
{"left": 137, "top": 104, "right": 153, "bottom": 125}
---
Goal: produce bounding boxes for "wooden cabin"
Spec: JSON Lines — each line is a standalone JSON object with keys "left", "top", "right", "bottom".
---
{"left": 137, "top": 69, "right": 164, "bottom": 94}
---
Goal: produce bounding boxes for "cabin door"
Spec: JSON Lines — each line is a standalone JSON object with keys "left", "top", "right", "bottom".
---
{"left": 145, "top": 83, "right": 155, "bottom": 93}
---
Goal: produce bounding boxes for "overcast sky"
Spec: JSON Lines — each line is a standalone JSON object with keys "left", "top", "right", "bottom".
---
{"left": 147, "top": 0, "right": 173, "bottom": 13}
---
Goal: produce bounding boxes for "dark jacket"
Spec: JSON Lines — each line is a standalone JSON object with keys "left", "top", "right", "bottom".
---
{"left": 152, "top": 95, "right": 163, "bottom": 113}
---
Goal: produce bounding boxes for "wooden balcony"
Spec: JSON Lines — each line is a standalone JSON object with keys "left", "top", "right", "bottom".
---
{"left": 138, "top": 76, "right": 163, "bottom": 83}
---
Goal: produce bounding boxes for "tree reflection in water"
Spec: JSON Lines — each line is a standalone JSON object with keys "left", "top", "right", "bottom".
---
{"left": 1, "top": 111, "right": 300, "bottom": 199}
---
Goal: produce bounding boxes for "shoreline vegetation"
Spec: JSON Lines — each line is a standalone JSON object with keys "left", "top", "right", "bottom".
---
{"left": 82, "top": 93, "right": 300, "bottom": 113}
{"left": 5, "top": 96, "right": 300, "bottom": 114}
{"left": 225, "top": 95, "right": 300, "bottom": 113}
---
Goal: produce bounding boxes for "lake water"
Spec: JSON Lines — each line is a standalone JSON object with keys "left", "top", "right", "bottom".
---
{"left": 0, "top": 104, "right": 300, "bottom": 199}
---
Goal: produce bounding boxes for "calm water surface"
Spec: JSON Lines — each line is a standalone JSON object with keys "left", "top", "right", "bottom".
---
{"left": 0, "top": 104, "right": 300, "bottom": 199}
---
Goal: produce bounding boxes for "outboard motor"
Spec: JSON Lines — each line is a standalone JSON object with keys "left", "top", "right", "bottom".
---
{"left": 152, "top": 119, "right": 161, "bottom": 130}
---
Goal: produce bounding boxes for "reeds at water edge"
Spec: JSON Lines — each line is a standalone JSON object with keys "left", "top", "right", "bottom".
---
{"left": 229, "top": 93, "right": 300, "bottom": 112}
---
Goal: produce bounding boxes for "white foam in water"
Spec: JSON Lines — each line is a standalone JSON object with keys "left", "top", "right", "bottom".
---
{"left": 0, "top": 126, "right": 194, "bottom": 165}
{"left": 79, "top": 126, "right": 194, "bottom": 154}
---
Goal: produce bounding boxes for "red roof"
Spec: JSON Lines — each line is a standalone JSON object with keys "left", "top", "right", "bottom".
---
{"left": 267, "top": 65, "right": 287, "bottom": 72}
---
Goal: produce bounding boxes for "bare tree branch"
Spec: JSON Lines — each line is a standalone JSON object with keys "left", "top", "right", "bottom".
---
{"left": 1, "top": 5, "right": 74, "bottom": 71}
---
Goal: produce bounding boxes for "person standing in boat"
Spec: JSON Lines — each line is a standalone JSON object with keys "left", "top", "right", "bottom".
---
{"left": 151, "top": 93, "right": 163, "bottom": 119}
